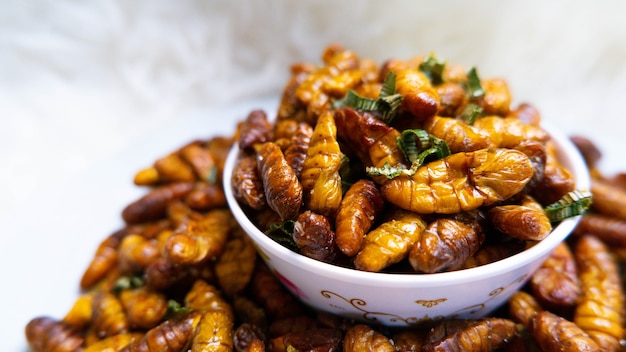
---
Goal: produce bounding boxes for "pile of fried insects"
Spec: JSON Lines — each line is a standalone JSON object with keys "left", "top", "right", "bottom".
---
{"left": 26, "top": 45, "right": 625, "bottom": 351}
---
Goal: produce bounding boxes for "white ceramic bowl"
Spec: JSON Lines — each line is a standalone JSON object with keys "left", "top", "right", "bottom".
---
{"left": 223, "top": 122, "right": 590, "bottom": 327}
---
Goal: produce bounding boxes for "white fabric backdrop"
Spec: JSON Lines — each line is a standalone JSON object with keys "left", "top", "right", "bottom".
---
{"left": 1, "top": 1, "right": 625, "bottom": 350}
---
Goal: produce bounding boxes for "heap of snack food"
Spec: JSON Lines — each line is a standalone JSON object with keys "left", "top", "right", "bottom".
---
{"left": 25, "top": 45, "right": 625, "bottom": 351}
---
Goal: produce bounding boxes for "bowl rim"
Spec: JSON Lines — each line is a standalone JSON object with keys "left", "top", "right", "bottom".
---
{"left": 223, "top": 121, "right": 590, "bottom": 287}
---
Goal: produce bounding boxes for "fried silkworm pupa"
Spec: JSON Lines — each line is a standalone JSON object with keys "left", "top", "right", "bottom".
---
{"left": 232, "top": 152, "right": 267, "bottom": 211}
{"left": 530, "top": 241, "right": 581, "bottom": 310}
{"left": 165, "top": 208, "right": 233, "bottom": 265}
{"left": 459, "top": 240, "right": 526, "bottom": 269}
{"left": 422, "top": 318, "right": 518, "bottom": 352}
{"left": 25, "top": 316, "right": 85, "bottom": 352}
{"left": 436, "top": 81, "right": 468, "bottom": 117}
{"left": 251, "top": 262, "right": 305, "bottom": 320}
{"left": 153, "top": 152, "right": 197, "bottom": 183}
{"left": 179, "top": 141, "right": 218, "bottom": 183}
{"left": 62, "top": 293, "right": 93, "bottom": 330}
{"left": 191, "top": 311, "right": 234, "bottom": 352}
{"left": 214, "top": 226, "right": 257, "bottom": 297}
{"left": 408, "top": 215, "right": 485, "bottom": 273}
{"left": 122, "top": 182, "right": 195, "bottom": 224}
{"left": 590, "top": 178, "right": 626, "bottom": 221}
{"left": 474, "top": 78, "right": 512, "bottom": 116}
{"left": 382, "top": 148, "right": 533, "bottom": 214}
{"left": 119, "top": 310, "right": 202, "bottom": 352}
{"left": 91, "top": 291, "right": 129, "bottom": 339}
{"left": 268, "top": 315, "right": 318, "bottom": 338}
{"left": 486, "top": 195, "right": 552, "bottom": 241}
{"left": 256, "top": 142, "right": 303, "bottom": 221}
{"left": 283, "top": 121, "right": 313, "bottom": 179}
{"left": 422, "top": 115, "right": 492, "bottom": 153}
{"left": 119, "top": 287, "right": 168, "bottom": 330}
{"left": 570, "top": 135, "right": 603, "bottom": 171}
{"left": 508, "top": 291, "right": 542, "bottom": 327}
{"left": 299, "top": 111, "right": 343, "bottom": 218}
{"left": 184, "top": 182, "right": 227, "bottom": 211}
{"left": 238, "top": 109, "right": 273, "bottom": 151}
{"left": 530, "top": 140, "right": 575, "bottom": 205}
{"left": 80, "top": 228, "right": 129, "bottom": 290}
{"left": 335, "top": 179, "right": 384, "bottom": 257}
{"left": 507, "top": 102, "right": 542, "bottom": 126}
{"left": 391, "top": 329, "right": 427, "bottom": 351}
{"left": 573, "top": 213, "right": 626, "bottom": 247}
{"left": 354, "top": 210, "right": 427, "bottom": 272}
{"left": 392, "top": 67, "right": 440, "bottom": 121}
{"left": 234, "top": 323, "right": 266, "bottom": 352}
{"left": 118, "top": 234, "right": 161, "bottom": 274}
{"left": 270, "top": 328, "right": 343, "bottom": 352}
{"left": 343, "top": 324, "right": 395, "bottom": 352}
{"left": 573, "top": 235, "right": 624, "bottom": 351}
{"left": 185, "top": 279, "right": 233, "bottom": 319}
{"left": 83, "top": 333, "right": 144, "bottom": 352}
{"left": 333, "top": 107, "right": 407, "bottom": 173}
{"left": 529, "top": 310, "right": 601, "bottom": 352}
{"left": 293, "top": 210, "right": 337, "bottom": 263}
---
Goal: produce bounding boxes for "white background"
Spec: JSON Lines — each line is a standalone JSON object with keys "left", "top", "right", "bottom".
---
{"left": 1, "top": 1, "right": 625, "bottom": 350}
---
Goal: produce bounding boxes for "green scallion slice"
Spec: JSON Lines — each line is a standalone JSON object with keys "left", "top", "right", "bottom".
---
{"left": 544, "top": 189, "right": 592, "bottom": 222}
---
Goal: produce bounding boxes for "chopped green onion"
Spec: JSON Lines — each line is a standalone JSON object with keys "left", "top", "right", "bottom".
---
{"left": 419, "top": 54, "right": 446, "bottom": 85}
{"left": 367, "top": 130, "right": 451, "bottom": 179}
{"left": 333, "top": 72, "right": 403, "bottom": 124}
{"left": 544, "top": 189, "right": 592, "bottom": 222}
{"left": 465, "top": 67, "right": 485, "bottom": 99}
{"left": 458, "top": 103, "right": 483, "bottom": 125}
{"left": 266, "top": 220, "right": 298, "bottom": 251}
{"left": 111, "top": 275, "right": 145, "bottom": 293}
{"left": 166, "top": 299, "right": 191, "bottom": 318}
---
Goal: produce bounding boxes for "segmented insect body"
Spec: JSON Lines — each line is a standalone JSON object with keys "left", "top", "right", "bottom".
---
{"left": 185, "top": 280, "right": 233, "bottom": 319}
{"left": 408, "top": 216, "right": 485, "bottom": 273}
{"left": 91, "top": 291, "right": 129, "bottom": 339}
{"left": 473, "top": 116, "right": 549, "bottom": 149}
{"left": 343, "top": 324, "right": 395, "bottom": 352}
{"left": 80, "top": 228, "right": 128, "bottom": 290}
{"left": 122, "top": 182, "right": 195, "bottom": 224}
{"left": 118, "top": 234, "right": 161, "bottom": 274}
{"left": 184, "top": 182, "right": 227, "bottom": 211}
{"left": 530, "top": 311, "right": 601, "bottom": 352}
{"left": 573, "top": 213, "right": 626, "bottom": 247}
{"left": 300, "top": 111, "right": 343, "bottom": 218}
{"left": 530, "top": 140, "right": 576, "bottom": 205}
{"left": 507, "top": 291, "right": 542, "bottom": 327}
{"left": 573, "top": 235, "right": 624, "bottom": 351}
{"left": 392, "top": 68, "right": 440, "bottom": 121}
{"left": 83, "top": 333, "right": 144, "bottom": 352}
{"left": 283, "top": 122, "right": 313, "bottom": 178}
{"left": 238, "top": 109, "right": 273, "bottom": 151}
{"left": 214, "top": 226, "right": 257, "bottom": 297}
{"left": 475, "top": 78, "right": 512, "bottom": 116}
{"left": 153, "top": 152, "right": 197, "bottom": 183}
{"left": 333, "top": 107, "right": 407, "bottom": 171}
{"left": 256, "top": 142, "right": 303, "bottom": 221}
{"left": 120, "top": 311, "right": 202, "bottom": 352}
{"left": 231, "top": 153, "right": 267, "bottom": 210}
{"left": 423, "top": 115, "right": 492, "bottom": 153}
{"left": 119, "top": 287, "right": 168, "bottom": 330}
{"left": 354, "top": 210, "right": 427, "bottom": 272}
{"left": 436, "top": 81, "right": 468, "bottom": 117}
{"left": 293, "top": 210, "right": 337, "bottom": 263}
{"left": 530, "top": 241, "right": 581, "bottom": 310}
{"left": 590, "top": 178, "right": 626, "bottom": 220}
{"left": 270, "top": 328, "right": 343, "bottom": 352}
{"left": 487, "top": 195, "right": 552, "bottom": 241}
{"left": 165, "top": 208, "right": 233, "bottom": 265}
{"left": 25, "top": 316, "right": 85, "bottom": 352}
{"left": 180, "top": 142, "right": 218, "bottom": 183}
{"left": 422, "top": 318, "right": 518, "bottom": 352}
{"left": 191, "top": 311, "right": 235, "bottom": 352}
{"left": 335, "top": 179, "right": 384, "bottom": 257}
{"left": 381, "top": 148, "right": 533, "bottom": 214}
{"left": 63, "top": 293, "right": 94, "bottom": 330}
